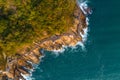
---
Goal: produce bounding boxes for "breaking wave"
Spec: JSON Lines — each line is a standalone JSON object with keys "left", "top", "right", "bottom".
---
{"left": 21, "top": 55, "right": 45, "bottom": 80}
{"left": 51, "top": 0, "right": 91, "bottom": 55}
{"left": 23, "top": 0, "right": 91, "bottom": 80}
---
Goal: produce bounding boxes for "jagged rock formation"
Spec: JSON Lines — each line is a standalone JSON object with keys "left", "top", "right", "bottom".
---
{"left": 0, "top": 2, "right": 90, "bottom": 80}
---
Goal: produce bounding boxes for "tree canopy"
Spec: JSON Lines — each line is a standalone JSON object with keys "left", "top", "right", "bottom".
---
{"left": 0, "top": 0, "right": 76, "bottom": 57}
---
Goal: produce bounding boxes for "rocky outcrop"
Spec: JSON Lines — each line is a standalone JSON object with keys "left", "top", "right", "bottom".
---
{"left": 0, "top": 2, "right": 90, "bottom": 80}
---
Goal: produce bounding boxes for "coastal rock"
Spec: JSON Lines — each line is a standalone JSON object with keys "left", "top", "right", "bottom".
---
{"left": 0, "top": 2, "right": 88, "bottom": 80}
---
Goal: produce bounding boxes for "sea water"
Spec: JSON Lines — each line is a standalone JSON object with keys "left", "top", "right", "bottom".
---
{"left": 32, "top": 0, "right": 120, "bottom": 80}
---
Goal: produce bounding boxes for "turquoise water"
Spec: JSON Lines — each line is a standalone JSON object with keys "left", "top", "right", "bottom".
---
{"left": 32, "top": 0, "right": 120, "bottom": 80}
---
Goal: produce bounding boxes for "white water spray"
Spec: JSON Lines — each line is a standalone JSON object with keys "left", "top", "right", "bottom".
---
{"left": 22, "top": 1, "right": 91, "bottom": 80}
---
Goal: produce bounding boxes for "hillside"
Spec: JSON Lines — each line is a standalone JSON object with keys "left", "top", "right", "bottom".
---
{"left": 0, "top": 0, "right": 76, "bottom": 69}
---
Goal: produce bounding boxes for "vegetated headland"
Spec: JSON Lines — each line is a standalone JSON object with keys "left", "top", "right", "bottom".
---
{"left": 0, "top": 0, "right": 91, "bottom": 80}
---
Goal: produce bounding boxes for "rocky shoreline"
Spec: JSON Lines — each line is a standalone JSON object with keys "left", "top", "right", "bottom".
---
{"left": 0, "top": 1, "right": 91, "bottom": 80}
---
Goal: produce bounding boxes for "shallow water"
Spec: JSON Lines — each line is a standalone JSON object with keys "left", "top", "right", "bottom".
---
{"left": 32, "top": 0, "right": 120, "bottom": 80}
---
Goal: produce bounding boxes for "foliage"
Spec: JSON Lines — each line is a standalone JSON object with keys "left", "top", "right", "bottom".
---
{"left": 0, "top": 0, "right": 76, "bottom": 57}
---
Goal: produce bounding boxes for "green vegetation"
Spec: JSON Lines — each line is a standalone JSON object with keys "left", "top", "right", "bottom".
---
{"left": 0, "top": 0, "right": 76, "bottom": 68}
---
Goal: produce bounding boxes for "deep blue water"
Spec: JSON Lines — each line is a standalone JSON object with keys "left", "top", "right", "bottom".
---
{"left": 32, "top": 0, "right": 120, "bottom": 80}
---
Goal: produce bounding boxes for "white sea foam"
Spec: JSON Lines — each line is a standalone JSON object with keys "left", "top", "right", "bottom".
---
{"left": 51, "top": 40, "right": 86, "bottom": 55}
{"left": 25, "top": 1, "right": 91, "bottom": 80}
{"left": 52, "top": 49, "right": 65, "bottom": 55}
{"left": 51, "top": 1, "right": 90, "bottom": 54}
{"left": 51, "top": 45, "right": 67, "bottom": 56}
{"left": 76, "top": 41, "right": 85, "bottom": 50}
{"left": 39, "top": 55, "right": 45, "bottom": 61}
{"left": 33, "top": 55, "right": 45, "bottom": 69}
{"left": 86, "top": 17, "right": 89, "bottom": 25}
{"left": 79, "top": 1, "right": 88, "bottom": 15}
{"left": 21, "top": 55, "right": 45, "bottom": 80}
{"left": 80, "top": 27, "right": 88, "bottom": 42}
{"left": 78, "top": 0, "right": 92, "bottom": 14}
{"left": 79, "top": 0, "right": 90, "bottom": 43}
{"left": 21, "top": 73, "right": 33, "bottom": 80}
{"left": 52, "top": 48, "right": 65, "bottom": 53}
